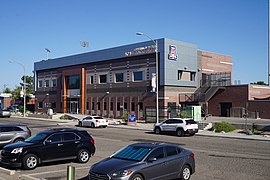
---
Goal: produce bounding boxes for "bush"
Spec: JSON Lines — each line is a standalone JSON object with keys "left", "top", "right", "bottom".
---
{"left": 213, "top": 121, "right": 236, "bottom": 133}
{"left": 59, "top": 115, "right": 70, "bottom": 120}
{"left": 178, "top": 110, "right": 192, "bottom": 118}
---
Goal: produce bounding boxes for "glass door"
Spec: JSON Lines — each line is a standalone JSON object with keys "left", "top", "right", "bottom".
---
{"left": 70, "top": 101, "right": 79, "bottom": 114}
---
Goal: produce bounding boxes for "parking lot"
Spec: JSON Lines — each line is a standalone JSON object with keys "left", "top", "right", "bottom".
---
{"left": 0, "top": 117, "right": 270, "bottom": 180}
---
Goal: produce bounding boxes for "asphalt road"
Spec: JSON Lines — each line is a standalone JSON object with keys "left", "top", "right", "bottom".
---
{"left": 0, "top": 117, "right": 270, "bottom": 180}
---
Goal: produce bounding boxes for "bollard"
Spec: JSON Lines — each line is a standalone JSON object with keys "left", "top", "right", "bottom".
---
{"left": 67, "top": 165, "right": 75, "bottom": 180}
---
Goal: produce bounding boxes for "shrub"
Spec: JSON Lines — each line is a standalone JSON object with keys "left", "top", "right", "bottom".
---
{"left": 121, "top": 109, "right": 129, "bottom": 123}
{"left": 213, "top": 121, "right": 236, "bottom": 133}
{"left": 178, "top": 110, "right": 192, "bottom": 118}
{"left": 59, "top": 115, "right": 69, "bottom": 120}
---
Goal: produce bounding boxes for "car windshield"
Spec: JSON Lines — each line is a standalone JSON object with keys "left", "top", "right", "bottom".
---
{"left": 25, "top": 132, "right": 50, "bottom": 142}
{"left": 112, "top": 145, "right": 152, "bottom": 161}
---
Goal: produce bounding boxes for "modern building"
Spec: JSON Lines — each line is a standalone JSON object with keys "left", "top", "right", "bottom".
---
{"left": 34, "top": 38, "right": 234, "bottom": 120}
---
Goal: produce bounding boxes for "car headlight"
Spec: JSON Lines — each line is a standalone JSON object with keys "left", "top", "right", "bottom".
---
{"left": 11, "top": 147, "right": 23, "bottom": 154}
{"left": 112, "top": 170, "right": 133, "bottom": 177}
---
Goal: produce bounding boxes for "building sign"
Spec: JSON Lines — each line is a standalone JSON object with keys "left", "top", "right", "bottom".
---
{"left": 125, "top": 45, "right": 156, "bottom": 57}
{"left": 168, "top": 45, "right": 177, "bottom": 60}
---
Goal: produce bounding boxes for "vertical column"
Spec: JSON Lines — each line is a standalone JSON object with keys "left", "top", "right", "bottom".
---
{"left": 81, "top": 68, "right": 85, "bottom": 114}
{"left": 63, "top": 76, "right": 67, "bottom": 113}
{"left": 107, "top": 96, "right": 110, "bottom": 118}
{"left": 114, "top": 96, "right": 117, "bottom": 118}
{"left": 135, "top": 96, "right": 140, "bottom": 120}
{"left": 89, "top": 97, "right": 92, "bottom": 115}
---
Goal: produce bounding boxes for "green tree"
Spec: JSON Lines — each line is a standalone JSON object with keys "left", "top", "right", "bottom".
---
{"left": 3, "top": 87, "right": 12, "bottom": 93}
{"left": 251, "top": 81, "right": 267, "bottom": 85}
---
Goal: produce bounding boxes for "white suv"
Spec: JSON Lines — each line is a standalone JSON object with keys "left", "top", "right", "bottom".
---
{"left": 154, "top": 118, "right": 198, "bottom": 137}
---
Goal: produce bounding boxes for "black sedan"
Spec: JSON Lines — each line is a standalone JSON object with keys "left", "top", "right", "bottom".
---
{"left": 89, "top": 143, "right": 195, "bottom": 180}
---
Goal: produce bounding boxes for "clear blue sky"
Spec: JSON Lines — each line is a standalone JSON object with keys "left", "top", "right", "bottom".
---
{"left": 0, "top": 0, "right": 268, "bottom": 90}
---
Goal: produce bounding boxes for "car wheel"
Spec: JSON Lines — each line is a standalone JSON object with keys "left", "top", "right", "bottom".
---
{"left": 77, "top": 149, "right": 90, "bottom": 163}
{"left": 13, "top": 138, "right": 24, "bottom": 143}
{"left": 90, "top": 122, "right": 95, "bottom": 128}
{"left": 176, "top": 129, "right": 184, "bottom": 137}
{"left": 131, "top": 174, "right": 144, "bottom": 180}
{"left": 22, "top": 154, "right": 38, "bottom": 170}
{"left": 189, "top": 133, "right": 195, "bottom": 136}
{"left": 78, "top": 122, "right": 82, "bottom": 127}
{"left": 154, "top": 127, "right": 161, "bottom": 134}
{"left": 180, "top": 165, "right": 191, "bottom": 180}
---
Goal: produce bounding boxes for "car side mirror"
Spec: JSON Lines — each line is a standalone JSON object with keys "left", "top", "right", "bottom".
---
{"left": 147, "top": 157, "right": 157, "bottom": 163}
{"left": 44, "top": 140, "right": 52, "bottom": 144}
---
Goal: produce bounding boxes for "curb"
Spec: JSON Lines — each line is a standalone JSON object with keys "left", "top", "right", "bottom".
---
{"left": 0, "top": 166, "right": 16, "bottom": 175}
{"left": 19, "top": 174, "right": 41, "bottom": 180}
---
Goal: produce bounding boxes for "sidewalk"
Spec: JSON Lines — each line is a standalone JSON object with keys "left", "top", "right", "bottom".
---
{"left": 108, "top": 122, "right": 270, "bottom": 142}
{"left": 13, "top": 115, "right": 270, "bottom": 142}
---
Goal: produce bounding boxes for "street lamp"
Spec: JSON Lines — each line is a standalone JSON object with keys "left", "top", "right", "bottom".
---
{"left": 136, "top": 32, "right": 159, "bottom": 123}
{"left": 9, "top": 60, "right": 26, "bottom": 117}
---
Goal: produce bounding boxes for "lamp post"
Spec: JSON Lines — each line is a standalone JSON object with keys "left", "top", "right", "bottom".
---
{"left": 9, "top": 61, "right": 26, "bottom": 117}
{"left": 136, "top": 32, "right": 159, "bottom": 123}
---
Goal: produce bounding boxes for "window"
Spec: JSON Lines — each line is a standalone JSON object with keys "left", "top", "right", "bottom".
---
{"left": 52, "top": 79, "right": 57, "bottom": 87}
{"left": 133, "top": 71, "right": 143, "bottom": 81}
{"left": 165, "top": 146, "right": 178, "bottom": 157}
{"left": 117, "top": 102, "right": 120, "bottom": 111}
{"left": 115, "top": 73, "right": 124, "bottom": 82}
{"left": 178, "top": 70, "right": 196, "bottom": 81}
{"left": 99, "top": 75, "right": 107, "bottom": 84}
{"left": 90, "top": 75, "right": 94, "bottom": 84}
{"left": 139, "top": 102, "right": 143, "bottom": 111}
{"left": 38, "top": 80, "right": 43, "bottom": 88}
{"left": 110, "top": 102, "right": 113, "bottom": 111}
{"left": 190, "top": 72, "right": 196, "bottom": 81}
{"left": 38, "top": 102, "right": 43, "bottom": 108}
{"left": 147, "top": 148, "right": 165, "bottom": 160}
{"left": 47, "top": 134, "right": 62, "bottom": 143}
{"left": 97, "top": 102, "right": 100, "bottom": 110}
{"left": 63, "top": 133, "right": 79, "bottom": 141}
{"left": 104, "top": 102, "right": 107, "bottom": 110}
{"left": 51, "top": 103, "right": 56, "bottom": 109}
{"left": 45, "top": 80, "right": 50, "bottom": 87}
{"left": 131, "top": 102, "right": 135, "bottom": 111}
{"left": 67, "top": 75, "right": 80, "bottom": 89}
{"left": 1, "top": 127, "right": 14, "bottom": 132}
{"left": 92, "top": 102, "right": 95, "bottom": 110}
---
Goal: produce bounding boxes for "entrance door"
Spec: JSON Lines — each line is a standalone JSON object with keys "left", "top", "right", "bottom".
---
{"left": 70, "top": 101, "right": 79, "bottom": 114}
{"left": 220, "top": 103, "right": 232, "bottom": 117}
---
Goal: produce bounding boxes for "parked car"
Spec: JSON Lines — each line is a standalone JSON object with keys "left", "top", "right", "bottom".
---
{"left": 0, "top": 124, "right": 31, "bottom": 147}
{"left": 78, "top": 115, "right": 109, "bottom": 128}
{"left": 154, "top": 118, "right": 199, "bottom": 137}
{"left": 0, "top": 109, "right": 11, "bottom": 118}
{"left": 89, "top": 143, "right": 195, "bottom": 180}
{"left": 0, "top": 128, "right": 95, "bottom": 170}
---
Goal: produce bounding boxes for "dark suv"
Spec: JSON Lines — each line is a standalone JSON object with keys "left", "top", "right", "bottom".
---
{"left": 0, "top": 124, "right": 31, "bottom": 147}
{"left": 0, "top": 128, "right": 95, "bottom": 170}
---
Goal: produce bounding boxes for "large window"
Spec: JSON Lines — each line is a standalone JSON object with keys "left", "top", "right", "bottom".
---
{"left": 133, "top": 71, "right": 143, "bottom": 81}
{"left": 67, "top": 75, "right": 80, "bottom": 89}
{"left": 38, "top": 80, "right": 43, "bottom": 88}
{"left": 45, "top": 80, "right": 50, "bottom": 87}
{"left": 90, "top": 76, "right": 94, "bottom": 84}
{"left": 99, "top": 75, "right": 107, "bottom": 84}
{"left": 52, "top": 79, "right": 57, "bottom": 87}
{"left": 115, "top": 73, "right": 124, "bottom": 83}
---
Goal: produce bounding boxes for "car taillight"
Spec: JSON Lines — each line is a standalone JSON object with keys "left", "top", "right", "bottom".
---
{"left": 27, "top": 131, "right": 31, "bottom": 136}
{"left": 106, "top": 120, "right": 108, "bottom": 122}
{"left": 95, "top": 120, "right": 99, "bottom": 123}
{"left": 90, "top": 138, "right": 95, "bottom": 145}
{"left": 189, "top": 153, "right": 195, "bottom": 158}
